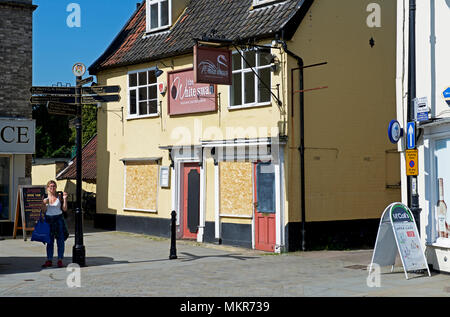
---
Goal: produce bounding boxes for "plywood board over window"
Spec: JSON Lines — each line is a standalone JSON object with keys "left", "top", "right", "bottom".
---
{"left": 219, "top": 162, "right": 253, "bottom": 218}
{"left": 124, "top": 161, "right": 159, "bottom": 212}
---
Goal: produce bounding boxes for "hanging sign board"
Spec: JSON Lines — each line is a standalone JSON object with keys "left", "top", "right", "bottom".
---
{"left": 369, "top": 202, "right": 430, "bottom": 279}
{"left": 13, "top": 185, "right": 46, "bottom": 241}
{"left": 194, "top": 44, "right": 232, "bottom": 85}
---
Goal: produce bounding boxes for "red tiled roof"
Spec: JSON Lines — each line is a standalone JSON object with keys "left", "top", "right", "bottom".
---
{"left": 89, "top": 0, "right": 314, "bottom": 74}
{"left": 56, "top": 134, "right": 97, "bottom": 181}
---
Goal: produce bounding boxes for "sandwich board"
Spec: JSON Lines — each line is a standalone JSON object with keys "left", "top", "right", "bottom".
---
{"left": 369, "top": 202, "right": 431, "bottom": 280}
{"left": 13, "top": 185, "right": 46, "bottom": 241}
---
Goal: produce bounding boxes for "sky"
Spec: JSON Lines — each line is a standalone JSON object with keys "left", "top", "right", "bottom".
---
{"left": 33, "top": 0, "right": 140, "bottom": 87}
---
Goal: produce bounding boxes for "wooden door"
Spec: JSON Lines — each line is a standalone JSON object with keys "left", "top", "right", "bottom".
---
{"left": 254, "top": 162, "right": 276, "bottom": 252}
{"left": 182, "top": 163, "right": 200, "bottom": 239}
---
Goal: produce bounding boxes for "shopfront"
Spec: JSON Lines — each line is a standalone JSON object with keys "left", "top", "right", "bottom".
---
{"left": 419, "top": 120, "right": 450, "bottom": 272}
{"left": 0, "top": 118, "right": 35, "bottom": 235}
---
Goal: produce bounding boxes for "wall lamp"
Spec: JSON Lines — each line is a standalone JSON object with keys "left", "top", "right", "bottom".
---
{"left": 155, "top": 60, "right": 175, "bottom": 78}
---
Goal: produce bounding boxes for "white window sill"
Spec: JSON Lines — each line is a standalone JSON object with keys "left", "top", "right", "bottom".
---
{"left": 126, "top": 114, "right": 160, "bottom": 121}
{"left": 228, "top": 102, "right": 272, "bottom": 111}
{"left": 143, "top": 26, "right": 171, "bottom": 37}
{"left": 251, "top": 0, "right": 287, "bottom": 9}
{"left": 427, "top": 238, "right": 450, "bottom": 249}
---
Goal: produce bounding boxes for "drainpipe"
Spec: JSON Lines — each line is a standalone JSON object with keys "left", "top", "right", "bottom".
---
{"left": 279, "top": 39, "right": 307, "bottom": 251}
{"left": 407, "top": 0, "right": 421, "bottom": 233}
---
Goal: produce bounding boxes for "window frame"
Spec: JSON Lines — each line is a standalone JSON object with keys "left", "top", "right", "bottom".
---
{"left": 228, "top": 50, "right": 273, "bottom": 110}
{"left": 127, "top": 67, "right": 160, "bottom": 120}
{"left": 123, "top": 160, "right": 160, "bottom": 213}
{"left": 252, "top": 0, "right": 278, "bottom": 7}
{"left": 146, "top": 0, "right": 172, "bottom": 33}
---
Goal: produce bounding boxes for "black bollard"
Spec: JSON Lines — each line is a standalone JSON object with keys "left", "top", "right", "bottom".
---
{"left": 169, "top": 210, "right": 177, "bottom": 259}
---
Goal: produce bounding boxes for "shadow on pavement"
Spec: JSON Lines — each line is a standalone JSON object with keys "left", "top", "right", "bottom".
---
{"left": 0, "top": 256, "right": 130, "bottom": 275}
{"left": 0, "top": 252, "right": 260, "bottom": 275}
{"left": 180, "top": 252, "right": 259, "bottom": 262}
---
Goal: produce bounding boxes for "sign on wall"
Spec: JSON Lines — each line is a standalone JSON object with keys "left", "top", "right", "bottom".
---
{"left": 369, "top": 202, "right": 430, "bottom": 279}
{"left": 0, "top": 119, "right": 35, "bottom": 154}
{"left": 168, "top": 68, "right": 217, "bottom": 115}
{"left": 194, "top": 44, "right": 232, "bottom": 85}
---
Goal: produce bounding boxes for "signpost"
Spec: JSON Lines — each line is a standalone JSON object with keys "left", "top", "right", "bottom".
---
{"left": 47, "top": 102, "right": 78, "bottom": 116}
{"left": 29, "top": 63, "right": 121, "bottom": 267}
{"left": 31, "top": 95, "right": 76, "bottom": 104}
{"left": 407, "top": 122, "right": 415, "bottom": 149}
{"left": 369, "top": 202, "right": 430, "bottom": 280}
{"left": 31, "top": 86, "right": 76, "bottom": 95}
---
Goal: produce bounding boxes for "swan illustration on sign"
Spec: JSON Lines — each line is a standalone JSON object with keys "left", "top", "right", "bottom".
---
{"left": 194, "top": 45, "right": 232, "bottom": 85}
{"left": 198, "top": 55, "right": 229, "bottom": 78}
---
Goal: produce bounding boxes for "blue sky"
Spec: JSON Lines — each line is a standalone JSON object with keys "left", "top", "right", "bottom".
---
{"left": 33, "top": 0, "right": 140, "bottom": 86}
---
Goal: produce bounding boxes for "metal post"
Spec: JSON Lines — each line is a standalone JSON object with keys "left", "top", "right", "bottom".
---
{"left": 169, "top": 210, "right": 177, "bottom": 259}
{"left": 407, "top": 0, "right": 421, "bottom": 234}
{"left": 72, "top": 75, "right": 86, "bottom": 267}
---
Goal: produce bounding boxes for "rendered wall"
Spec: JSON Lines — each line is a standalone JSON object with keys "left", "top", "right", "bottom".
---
{"left": 286, "top": 0, "right": 400, "bottom": 223}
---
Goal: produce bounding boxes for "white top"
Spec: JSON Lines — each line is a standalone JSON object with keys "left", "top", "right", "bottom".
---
{"left": 46, "top": 198, "right": 63, "bottom": 216}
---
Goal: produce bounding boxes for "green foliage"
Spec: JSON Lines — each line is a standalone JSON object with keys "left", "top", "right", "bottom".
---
{"left": 69, "top": 104, "right": 97, "bottom": 148}
{"left": 32, "top": 104, "right": 97, "bottom": 159}
{"left": 32, "top": 104, "right": 74, "bottom": 158}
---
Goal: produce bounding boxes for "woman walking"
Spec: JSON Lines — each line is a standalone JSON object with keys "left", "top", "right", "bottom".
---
{"left": 41, "top": 180, "right": 69, "bottom": 268}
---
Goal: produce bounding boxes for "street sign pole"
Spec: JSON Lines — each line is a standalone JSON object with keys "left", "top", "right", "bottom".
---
{"left": 72, "top": 75, "right": 86, "bottom": 267}
{"left": 407, "top": 0, "right": 421, "bottom": 235}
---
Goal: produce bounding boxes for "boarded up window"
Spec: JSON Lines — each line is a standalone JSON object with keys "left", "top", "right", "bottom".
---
{"left": 219, "top": 162, "right": 253, "bottom": 217}
{"left": 124, "top": 161, "right": 158, "bottom": 211}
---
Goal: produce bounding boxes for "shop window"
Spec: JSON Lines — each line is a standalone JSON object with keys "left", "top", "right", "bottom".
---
{"left": 128, "top": 69, "right": 159, "bottom": 119}
{"left": 124, "top": 161, "right": 159, "bottom": 212}
{"left": 0, "top": 157, "right": 10, "bottom": 220}
{"left": 230, "top": 50, "right": 272, "bottom": 109}
{"left": 434, "top": 138, "right": 450, "bottom": 241}
{"left": 146, "top": 0, "right": 171, "bottom": 33}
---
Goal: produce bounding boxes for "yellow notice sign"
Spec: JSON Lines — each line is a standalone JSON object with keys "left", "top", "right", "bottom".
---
{"left": 406, "top": 149, "right": 418, "bottom": 176}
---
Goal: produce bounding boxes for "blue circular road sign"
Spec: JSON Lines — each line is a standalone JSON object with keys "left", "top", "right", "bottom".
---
{"left": 388, "top": 120, "right": 403, "bottom": 144}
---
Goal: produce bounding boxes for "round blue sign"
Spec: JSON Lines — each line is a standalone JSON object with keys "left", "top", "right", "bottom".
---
{"left": 388, "top": 120, "right": 402, "bottom": 144}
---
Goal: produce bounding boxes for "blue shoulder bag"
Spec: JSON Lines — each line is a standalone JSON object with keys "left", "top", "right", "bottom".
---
{"left": 31, "top": 212, "right": 51, "bottom": 244}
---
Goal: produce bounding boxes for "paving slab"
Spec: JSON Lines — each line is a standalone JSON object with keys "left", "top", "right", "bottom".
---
{"left": 1, "top": 223, "right": 450, "bottom": 298}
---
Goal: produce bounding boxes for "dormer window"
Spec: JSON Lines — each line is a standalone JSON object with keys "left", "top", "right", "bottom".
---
{"left": 146, "top": 0, "right": 171, "bottom": 33}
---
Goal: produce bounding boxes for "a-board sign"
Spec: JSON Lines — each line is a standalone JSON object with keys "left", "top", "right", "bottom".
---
{"left": 13, "top": 185, "right": 46, "bottom": 241}
{"left": 369, "top": 202, "right": 431, "bottom": 280}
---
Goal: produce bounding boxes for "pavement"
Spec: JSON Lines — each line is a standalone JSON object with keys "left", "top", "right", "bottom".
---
{"left": 1, "top": 219, "right": 450, "bottom": 299}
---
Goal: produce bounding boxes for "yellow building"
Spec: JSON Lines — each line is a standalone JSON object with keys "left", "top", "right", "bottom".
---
{"left": 89, "top": 0, "right": 400, "bottom": 251}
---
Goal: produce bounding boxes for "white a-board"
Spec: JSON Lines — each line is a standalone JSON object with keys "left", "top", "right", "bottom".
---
{"left": 369, "top": 202, "right": 431, "bottom": 280}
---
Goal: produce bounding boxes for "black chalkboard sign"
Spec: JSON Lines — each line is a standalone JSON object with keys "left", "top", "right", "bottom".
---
{"left": 13, "top": 185, "right": 46, "bottom": 241}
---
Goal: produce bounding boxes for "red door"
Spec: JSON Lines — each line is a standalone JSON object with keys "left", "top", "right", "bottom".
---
{"left": 182, "top": 163, "right": 200, "bottom": 239}
{"left": 254, "top": 162, "right": 276, "bottom": 252}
